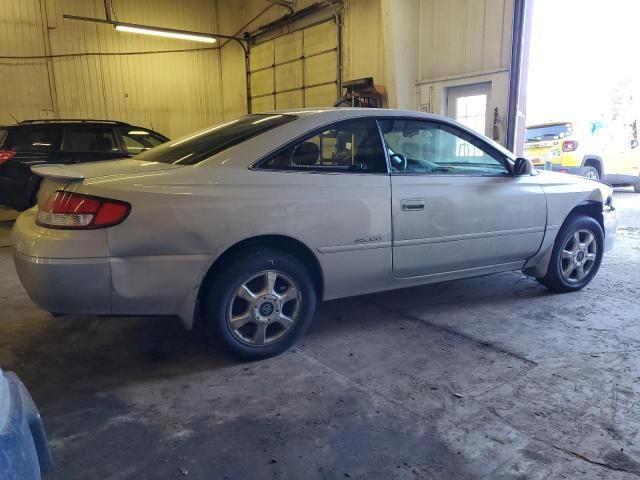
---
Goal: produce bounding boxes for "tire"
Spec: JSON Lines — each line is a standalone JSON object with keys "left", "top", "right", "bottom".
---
{"left": 582, "top": 166, "right": 600, "bottom": 181}
{"left": 634, "top": 181, "right": 640, "bottom": 193}
{"left": 537, "top": 214, "right": 604, "bottom": 293}
{"left": 203, "top": 248, "right": 316, "bottom": 361}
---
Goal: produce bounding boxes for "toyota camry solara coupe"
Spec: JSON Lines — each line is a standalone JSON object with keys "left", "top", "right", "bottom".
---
{"left": 11, "top": 109, "right": 618, "bottom": 360}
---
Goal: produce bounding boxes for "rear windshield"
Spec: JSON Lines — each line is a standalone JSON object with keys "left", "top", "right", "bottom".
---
{"left": 135, "top": 114, "right": 297, "bottom": 165}
{"left": 525, "top": 123, "right": 573, "bottom": 142}
{"left": 2, "top": 126, "right": 60, "bottom": 151}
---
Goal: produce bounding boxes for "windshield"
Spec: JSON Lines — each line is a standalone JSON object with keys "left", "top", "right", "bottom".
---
{"left": 526, "top": 123, "right": 573, "bottom": 142}
{"left": 134, "top": 114, "right": 297, "bottom": 165}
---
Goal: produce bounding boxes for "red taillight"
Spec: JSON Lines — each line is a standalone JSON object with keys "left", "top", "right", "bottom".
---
{"left": 560, "top": 169, "right": 569, "bottom": 174}
{"left": 562, "top": 140, "right": 578, "bottom": 152}
{"left": 0, "top": 150, "right": 16, "bottom": 164}
{"left": 37, "top": 191, "right": 130, "bottom": 229}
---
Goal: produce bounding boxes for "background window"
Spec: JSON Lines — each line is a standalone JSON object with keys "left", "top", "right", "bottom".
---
{"left": 62, "top": 128, "right": 118, "bottom": 153}
{"left": 120, "top": 129, "right": 165, "bottom": 154}
{"left": 261, "top": 119, "right": 386, "bottom": 173}
{"left": 379, "top": 120, "right": 508, "bottom": 176}
{"left": 4, "top": 127, "right": 59, "bottom": 152}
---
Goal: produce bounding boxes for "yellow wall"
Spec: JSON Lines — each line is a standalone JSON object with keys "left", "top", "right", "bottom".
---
{"left": 0, "top": 0, "right": 223, "bottom": 138}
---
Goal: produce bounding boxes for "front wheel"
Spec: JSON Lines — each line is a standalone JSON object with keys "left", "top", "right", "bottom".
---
{"left": 537, "top": 214, "right": 604, "bottom": 292}
{"left": 203, "top": 249, "right": 317, "bottom": 360}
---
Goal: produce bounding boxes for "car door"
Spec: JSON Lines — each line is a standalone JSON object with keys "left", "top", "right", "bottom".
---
{"left": 61, "top": 126, "right": 125, "bottom": 163}
{"left": 257, "top": 118, "right": 392, "bottom": 299}
{"left": 379, "top": 118, "right": 547, "bottom": 278}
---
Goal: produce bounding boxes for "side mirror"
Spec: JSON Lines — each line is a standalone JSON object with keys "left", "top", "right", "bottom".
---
{"left": 513, "top": 157, "right": 533, "bottom": 176}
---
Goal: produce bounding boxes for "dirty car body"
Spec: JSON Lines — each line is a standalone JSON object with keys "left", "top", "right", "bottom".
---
{"left": 11, "top": 109, "right": 618, "bottom": 359}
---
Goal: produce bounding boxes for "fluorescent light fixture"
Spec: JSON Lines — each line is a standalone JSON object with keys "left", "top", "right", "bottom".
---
{"left": 115, "top": 24, "right": 216, "bottom": 44}
{"left": 127, "top": 130, "right": 150, "bottom": 135}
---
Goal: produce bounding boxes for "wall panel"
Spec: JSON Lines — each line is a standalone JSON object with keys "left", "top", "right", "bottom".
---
{"left": 0, "top": 0, "right": 223, "bottom": 138}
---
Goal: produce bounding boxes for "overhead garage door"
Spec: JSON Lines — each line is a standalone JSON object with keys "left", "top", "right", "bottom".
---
{"left": 249, "top": 21, "right": 339, "bottom": 113}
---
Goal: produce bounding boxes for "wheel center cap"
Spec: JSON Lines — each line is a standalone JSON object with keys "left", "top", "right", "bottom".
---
{"left": 259, "top": 302, "right": 274, "bottom": 316}
{"left": 576, "top": 251, "right": 585, "bottom": 263}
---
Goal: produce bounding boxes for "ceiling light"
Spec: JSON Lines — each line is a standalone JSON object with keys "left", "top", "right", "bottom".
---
{"left": 115, "top": 24, "right": 216, "bottom": 44}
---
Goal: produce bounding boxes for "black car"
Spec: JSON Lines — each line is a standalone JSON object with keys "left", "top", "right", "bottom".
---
{"left": 0, "top": 119, "right": 168, "bottom": 210}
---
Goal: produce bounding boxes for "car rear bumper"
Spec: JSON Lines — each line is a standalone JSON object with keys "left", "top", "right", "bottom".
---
{"left": 13, "top": 250, "right": 112, "bottom": 314}
{"left": 11, "top": 209, "right": 210, "bottom": 325}
{"left": 11, "top": 209, "right": 112, "bottom": 315}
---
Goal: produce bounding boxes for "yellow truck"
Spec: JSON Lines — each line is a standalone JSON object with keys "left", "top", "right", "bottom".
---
{"left": 524, "top": 121, "right": 640, "bottom": 192}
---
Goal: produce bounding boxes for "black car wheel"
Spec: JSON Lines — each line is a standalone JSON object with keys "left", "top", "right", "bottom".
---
{"left": 537, "top": 214, "right": 604, "bottom": 293}
{"left": 203, "top": 248, "right": 316, "bottom": 360}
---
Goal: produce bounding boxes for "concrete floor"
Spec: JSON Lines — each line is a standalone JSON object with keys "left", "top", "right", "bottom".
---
{"left": 1, "top": 190, "right": 640, "bottom": 479}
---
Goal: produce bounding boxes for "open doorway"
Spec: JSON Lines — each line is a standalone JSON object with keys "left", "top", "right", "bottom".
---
{"left": 524, "top": 0, "right": 640, "bottom": 190}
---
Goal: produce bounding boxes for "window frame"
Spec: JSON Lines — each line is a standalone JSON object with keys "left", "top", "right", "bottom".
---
{"left": 60, "top": 126, "right": 122, "bottom": 154}
{"left": 376, "top": 117, "right": 514, "bottom": 177}
{"left": 252, "top": 118, "right": 391, "bottom": 175}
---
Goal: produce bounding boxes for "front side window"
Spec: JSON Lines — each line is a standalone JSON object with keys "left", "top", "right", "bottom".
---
{"left": 135, "top": 114, "right": 297, "bottom": 165}
{"left": 260, "top": 119, "right": 387, "bottom": 173}
{"left": 379, "top": 119, "right": 509, "bottom": 176}
{"left": 62, "top": 128, "right": 118, "bottom": 153}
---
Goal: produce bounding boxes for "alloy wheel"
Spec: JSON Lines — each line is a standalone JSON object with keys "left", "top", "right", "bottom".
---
{"left": 560, "top": 229, "right": 598, "bottom": 283}
{"left": 226, "top": 270, "right": 301, "bottom": 346}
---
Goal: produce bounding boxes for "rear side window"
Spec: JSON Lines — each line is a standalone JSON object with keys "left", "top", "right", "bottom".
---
{"left": 3, "top": 127, "right": 60, "bottom": 151}
{"left": 134, "top": 114, "right": 297, "bottom": 165}
{"left": 63, "top": 128, "right": 118, "bottom": 152}
{"left": 120, "top": 128, "right": 166, "bottom": 154}
{"left": 259, "top": 119, "right": 387, "bottom": 173}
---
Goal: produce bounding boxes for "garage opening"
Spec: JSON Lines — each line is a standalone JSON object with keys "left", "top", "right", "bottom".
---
{"left": 248, "top": 20, "right": 339, "bottom": 112}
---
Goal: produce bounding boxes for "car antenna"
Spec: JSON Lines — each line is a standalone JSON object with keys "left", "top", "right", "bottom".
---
{"left": 9, "top": 112, "right": 19, "bottom": 124}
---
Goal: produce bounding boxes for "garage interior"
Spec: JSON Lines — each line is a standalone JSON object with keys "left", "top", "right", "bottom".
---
{"left": 1, "top": 0, "right": 640, "bottom": 479}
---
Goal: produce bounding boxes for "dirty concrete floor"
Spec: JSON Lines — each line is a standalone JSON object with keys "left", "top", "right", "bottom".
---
{"left": 1, "top": 190, "right": 640, "bottom": 480}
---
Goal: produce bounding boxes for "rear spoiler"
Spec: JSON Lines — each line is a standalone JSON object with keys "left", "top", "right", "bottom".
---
{"left": 31, "top": 164, "right": 84, "bottom": 180}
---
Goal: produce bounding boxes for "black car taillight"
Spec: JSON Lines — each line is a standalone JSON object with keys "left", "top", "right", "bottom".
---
{"left": 36, "top": 191, "right": 131, "bottom": 229}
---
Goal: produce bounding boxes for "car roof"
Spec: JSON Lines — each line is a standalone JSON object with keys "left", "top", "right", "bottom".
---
{"left": 19, "top": 119, "right": 131, "bottom": 126}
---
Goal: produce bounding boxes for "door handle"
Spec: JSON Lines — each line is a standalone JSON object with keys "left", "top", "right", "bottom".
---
{"left": 401, "top": 199, "right": 425, "bottom": 211}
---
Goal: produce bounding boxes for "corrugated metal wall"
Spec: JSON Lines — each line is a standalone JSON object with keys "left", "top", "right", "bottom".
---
{"left": 0, "top": 0, "right": 223, "bottom": 138}
{"left": 418, "top": 0, "right": 513, "bottom": 81}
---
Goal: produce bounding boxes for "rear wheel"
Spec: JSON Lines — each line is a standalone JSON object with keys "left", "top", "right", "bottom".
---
{"left": 634, "top": 181, "right": 640, "bottom": 193}
{"left": 537, "top": 214, "right": 604, "bottom": 292}
{"left": 203, "top": 248, "right": 316, "bottom": 360}
{"left": 582, "top": 166, "right": 600, "bottom": 181}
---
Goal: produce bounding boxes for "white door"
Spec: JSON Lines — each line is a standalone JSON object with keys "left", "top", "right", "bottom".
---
{"left": 379, "top": 118, "right": 547, "bottom": 279}
{"left": 446, "top": 83, "right": 491, "bottom": 136}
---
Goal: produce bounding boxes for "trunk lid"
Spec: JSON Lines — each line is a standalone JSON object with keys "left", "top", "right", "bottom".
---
{"left": 32, "top": 159, "right": 183, "bottom": 208}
